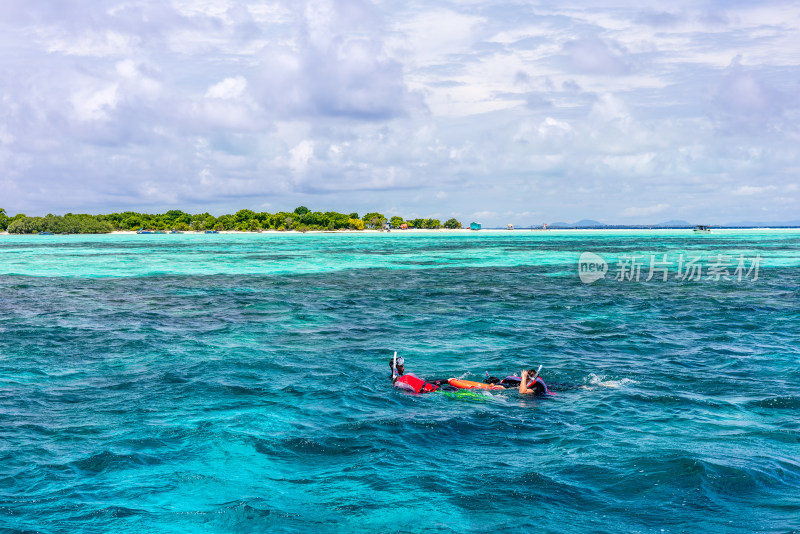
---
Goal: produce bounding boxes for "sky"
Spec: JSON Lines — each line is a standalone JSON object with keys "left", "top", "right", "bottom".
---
{"left": 1, "top": 0, "right": 799, "bottom": 226}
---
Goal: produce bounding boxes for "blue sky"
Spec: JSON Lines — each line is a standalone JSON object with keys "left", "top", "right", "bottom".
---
{"left": 1, "top": 0, "right": 798, "bottom": 225}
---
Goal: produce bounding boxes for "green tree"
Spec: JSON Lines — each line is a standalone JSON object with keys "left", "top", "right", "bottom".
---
{"left": 7, "top": 217, "right": 38, "bottom": 234}
{"left": 6, "top": 214, "right": 112, "bottom": 234}
{"left": 234, "top": 209, "right": 256, "bottom": 224}
{"left": 124, "top": 215, "right": 143, "bottom": 230}
{"left": 216, "top": 214, "right": 235, "bottom": 230}
{"left": 390, "top": 216, "right": 404, "bottom": 228}
{"left": 164, "top": 210, "right": 191, "bottom": 226}
{"left": 362, "top": 212, "right": 386, "bottom": 229}
{"left": 0, "top": 207, "right": 453, "bottom": 233}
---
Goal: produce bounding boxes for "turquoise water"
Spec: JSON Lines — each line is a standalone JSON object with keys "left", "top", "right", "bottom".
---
{"left": 1, "top": 230, "right": 799, "bottom": 533}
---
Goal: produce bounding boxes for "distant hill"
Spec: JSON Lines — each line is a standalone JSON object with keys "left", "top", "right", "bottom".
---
{"left": 573, "top": 219, "right": 606, "bottom": 227}
{"left": 724, "top": 220, "right": 800, "bottom": 227}
{"left": 656, "top": 220, "right": 692, "bottom": 227}
{"left": 549, "top": 219, "right": 606, "bottom": 228}
{"left": 541, "top": 219, "right": 800, "bottom": 229}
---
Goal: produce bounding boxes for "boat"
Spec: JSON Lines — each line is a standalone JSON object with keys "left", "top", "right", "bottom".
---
{"left": 136, "top": 228, "right": 153, "bottom": 234}
{"left": 693, "top": 225, "right": 711, "bottom": 233}
{"left": 170, "top": 230, "right": 184, "bottom": 234}
{"left": 205, "top": 230, "right": 219, "bottom": 234}
{"left": 38, "top": 232, "right": 54, "bottom": 235}
{"left": 507, "top": 224, "right": 514, "bottom": 230}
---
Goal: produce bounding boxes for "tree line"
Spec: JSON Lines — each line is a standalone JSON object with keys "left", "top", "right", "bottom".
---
{"left": 0, "top": 207, "right": 463, "bottom": 234}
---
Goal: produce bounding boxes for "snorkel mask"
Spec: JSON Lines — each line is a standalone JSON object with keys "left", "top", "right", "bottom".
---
{"left": 391, "top": 353, "right": 405, "bottom": 379}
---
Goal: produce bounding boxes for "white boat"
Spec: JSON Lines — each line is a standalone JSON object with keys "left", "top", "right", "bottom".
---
{"left": 693, "top": 225, "right": 711, "bottom": 233}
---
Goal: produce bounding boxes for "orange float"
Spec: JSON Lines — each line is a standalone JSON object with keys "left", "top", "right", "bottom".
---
{"left": 447, "top": 378, "right": 506, "bottom": 390}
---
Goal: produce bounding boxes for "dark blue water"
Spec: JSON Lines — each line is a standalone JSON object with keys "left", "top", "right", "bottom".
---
{"left": 1, "top": 231, "right": 799, "bottom": 533}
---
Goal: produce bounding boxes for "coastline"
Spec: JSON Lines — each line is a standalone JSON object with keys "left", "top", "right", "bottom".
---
{"left": 2, "top": 227, "right": 799, "bottom": 236}
{"left": 79, "top": 228, "right": 800, "bottom": 235}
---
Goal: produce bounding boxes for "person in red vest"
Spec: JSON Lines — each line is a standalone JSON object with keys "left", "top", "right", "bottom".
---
{"left": 390, "top": 355, "right": 442, "bottom": 394}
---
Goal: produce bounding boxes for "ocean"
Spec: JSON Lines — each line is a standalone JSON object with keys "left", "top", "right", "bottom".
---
{"left": 1, "top": 230, "right": 798, "bottom": 533}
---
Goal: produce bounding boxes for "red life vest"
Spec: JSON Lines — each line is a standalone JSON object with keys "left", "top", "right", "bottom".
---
{"left": 394, "top": 373, "right": 438, "bottom": 394}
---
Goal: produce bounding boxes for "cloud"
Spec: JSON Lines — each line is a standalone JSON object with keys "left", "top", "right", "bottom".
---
{"left": 289, "top": 140, "right": 315, "bottom": 174}
{"left": 732, "top": 185, "right": 777, "bottom": 196}
{"left": 525, "top": 93, "right": 553, "bottom": 109}
{"left": 205, "top": 76, "right": 248, "bottom": 100}
{"left": 715, "top": 57, "right": 775, "bottom": 114}
{"left": 71, "top": 82, "right": 119, "bottom": 121}
{"left": 1, "top": 0, "right": 799, "bottom": 226}
{"left": 252, "top": 0, "right": 421, "bottom": 120}
{"left": 622, "top": 204, "right": 670, "bottom": 217}
{"left": 472, "top": 211, "right": 497, "bottom": 221}
{"left": 635, "top": 10, "right": 684, "bottom": 27}
{"left": 563, "top": 36, "right": 630, "bottom": 75}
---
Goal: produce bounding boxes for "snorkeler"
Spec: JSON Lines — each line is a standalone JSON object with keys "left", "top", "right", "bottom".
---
{"left": 389, "top": 353, "right": 550, "bottom": 395}
{"left": 484, "top": 366, "right": 551, "bottom": 394}
{"left": 518, "top": 368, "right": 550, "bottom": 395}
{"left": 390, "top": 354, "right": 405, "bottom": 383}
{"left": 390, "top": 353, "right": 450, "bottom": 394}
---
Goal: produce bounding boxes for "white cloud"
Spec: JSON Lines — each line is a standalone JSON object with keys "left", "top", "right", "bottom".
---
{"left": 602, "top": 153, "right": 656, "bottom": 174}
{"left": 390, "top": 10, "right": 484, "bottom": 68}
{"left": 71, "top": 83, "right": 119, "bottom": 121}
{"left": 1, "top": 0, "right": 800, "bottom": 225}
{"left": 289, "top": 139, "right": 315, "bottom": 174}
{"left": 563, "top": 36, "right": 630, "bottom": 75}
{"left": 622, "top": 203, "right": 670, "bottom": 217}
{"left": 472, "top": 211, "right": 497, "bottom": 221}
{"left": 46, "top": 30, "right": 138, "bottom": 57}
{"left": 732, "top": 185, "right": 777, "bottom": 196}
{"left": 205, "top": 76, "right": 248, "bottom": 100}
{"left": 539, "top": 117, "right": 572, "bottom": 137}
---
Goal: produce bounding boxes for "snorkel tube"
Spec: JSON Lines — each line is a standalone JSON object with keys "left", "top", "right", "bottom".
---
{"left": 520, "top": 364, "right": 543, "bottom": 385}
{"left": 392, "top": 351, "right": 398, "bottom": 381}
{"left": 530, "top": 364, "right": 543, "bottom": 384}
{"left": 528, "top": 364, "right": 553, "bottom": 395}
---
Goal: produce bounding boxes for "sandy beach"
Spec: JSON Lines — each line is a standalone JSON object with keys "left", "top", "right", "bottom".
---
{"left": 2, "top": 227, "right": 797, "bottom": 236}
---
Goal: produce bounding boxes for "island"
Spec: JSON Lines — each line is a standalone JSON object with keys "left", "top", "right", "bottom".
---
{"left": 0, "top": 207, "right": 463, "bottom": 234}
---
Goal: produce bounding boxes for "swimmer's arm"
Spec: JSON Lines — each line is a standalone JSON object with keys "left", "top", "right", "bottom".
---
{"left": 519, "top": 369, "right": 533, "bottom": 394}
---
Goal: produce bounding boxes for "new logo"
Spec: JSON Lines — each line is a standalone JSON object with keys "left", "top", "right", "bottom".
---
{"left": 578, "top": 252, "right": 607, "bottom": 284}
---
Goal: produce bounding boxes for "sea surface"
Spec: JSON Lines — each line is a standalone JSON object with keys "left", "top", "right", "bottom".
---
{"left": 1, "top": 230, "right": 798, "bottom": 533}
